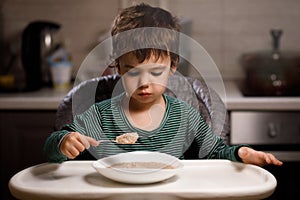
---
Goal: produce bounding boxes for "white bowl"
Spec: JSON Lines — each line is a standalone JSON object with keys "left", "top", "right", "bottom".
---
{"left": 92, "top": 151, "right": 183, "bottom": 184}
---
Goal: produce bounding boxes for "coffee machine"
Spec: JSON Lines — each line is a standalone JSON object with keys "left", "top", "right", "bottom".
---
{"left": 21, "top": 21, "right": 60, "bottom": 91}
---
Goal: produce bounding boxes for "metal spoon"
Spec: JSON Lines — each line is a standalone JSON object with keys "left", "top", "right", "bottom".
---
{"left": 97, "top": 139, "right": 117, "bottom": 143}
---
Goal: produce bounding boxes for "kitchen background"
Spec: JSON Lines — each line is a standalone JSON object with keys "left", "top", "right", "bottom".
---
{"left": 1, "top": 0, "right": 300, "bottom": 81}
{"left": 1, "top": 0, "right": 300, "bottom": 200}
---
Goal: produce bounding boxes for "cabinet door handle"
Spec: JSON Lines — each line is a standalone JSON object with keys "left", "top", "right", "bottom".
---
{"left": 268, "top": 123, "right": 277, "bottom": 138}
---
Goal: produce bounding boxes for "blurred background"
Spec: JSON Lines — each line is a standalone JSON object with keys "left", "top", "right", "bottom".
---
{"left": 1, "top": 0, "right": 300, "bottom": 81}
{"left": 1, "top": 1, "right": 300, "bottom": 200}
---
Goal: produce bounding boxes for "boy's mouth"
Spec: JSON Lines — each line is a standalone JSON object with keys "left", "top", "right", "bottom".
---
{"left": 138, "top": 92, "right": 151, "bottom": 97}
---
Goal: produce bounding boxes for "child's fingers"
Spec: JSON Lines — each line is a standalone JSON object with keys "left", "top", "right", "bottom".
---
{"left": 78, "top": 134, "right": 90, "bottom": 149}
{"left": 85, "top": 136, "right": 100, "bottom": 146}
{"left": 239, "top": 147, "right": 283, "bottom": 166}
{"left": 265, "top": 153, "right": 283, "bottom": 166}
{"left": 78, "top": 134, "right": 100, "bottom": 148}
{"left": 66, "top": 145, "right": 82, "bottom": 158}
{"left": 61, "top": 133, "right": 99, "bottom": 159}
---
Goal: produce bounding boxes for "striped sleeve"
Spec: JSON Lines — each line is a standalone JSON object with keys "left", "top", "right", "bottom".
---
{"left": 44, "top": 105, "right": 101, "bottom": 163}
{"left": 187, "top": 105, "right": 242, "bottom": 162}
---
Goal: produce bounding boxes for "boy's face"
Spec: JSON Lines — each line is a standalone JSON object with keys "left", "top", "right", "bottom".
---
{"left": 118, "top": 52, "right": 174, "bottom": 104}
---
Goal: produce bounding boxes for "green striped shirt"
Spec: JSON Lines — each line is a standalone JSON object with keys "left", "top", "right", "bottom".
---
{"left": 44, "top": 93, "right": 241, "bottom": 163}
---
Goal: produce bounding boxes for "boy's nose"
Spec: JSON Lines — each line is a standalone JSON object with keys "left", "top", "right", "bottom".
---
{"left": 138, "top": 74, "right": 150, "bottom": 87}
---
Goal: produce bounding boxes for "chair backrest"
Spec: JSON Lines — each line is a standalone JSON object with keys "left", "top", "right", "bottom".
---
{"left": 54, "top": 74, "right": 229, "bottom": 159}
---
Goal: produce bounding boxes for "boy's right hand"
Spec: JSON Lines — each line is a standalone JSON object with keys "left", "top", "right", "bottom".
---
{"left": 59, "top": 132, "right": 99, "bottom": 159}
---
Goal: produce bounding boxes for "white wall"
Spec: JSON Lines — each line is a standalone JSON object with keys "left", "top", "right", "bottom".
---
{"left": 169, "top": 0, "right": 300, "bottom": 79}
{"left": 1, "top": 0, "right": 300, "bottom": 80}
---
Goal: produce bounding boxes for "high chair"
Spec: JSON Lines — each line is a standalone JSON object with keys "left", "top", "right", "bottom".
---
{"left": 54, "top": 74, "right": 229, "bottom": 159}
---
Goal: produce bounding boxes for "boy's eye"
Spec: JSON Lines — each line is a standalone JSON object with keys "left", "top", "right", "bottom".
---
{"left": 127, "top": 70, "right": 140, "bottom": 76}
{"left": 151, "top": 71, "right": 163, "bottom": 76}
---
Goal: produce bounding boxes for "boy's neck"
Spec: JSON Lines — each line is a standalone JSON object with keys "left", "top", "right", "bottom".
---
{"left": 122, "top": 95, "right": 166, "bottom": 131}
{"left": 123, "top": 95, "right": 165, "bottom": 112}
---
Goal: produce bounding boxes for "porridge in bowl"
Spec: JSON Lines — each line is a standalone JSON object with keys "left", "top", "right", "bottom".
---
{"left": 109, "top": 162, "right": 176, "bottom": 169}
{"left": 92, "top": 151, "right": 183, "bottom": 184}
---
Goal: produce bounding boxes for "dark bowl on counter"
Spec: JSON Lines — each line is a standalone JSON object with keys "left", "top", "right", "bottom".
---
{"left": 240, "top": 29, "right": 300, "bottom": 96}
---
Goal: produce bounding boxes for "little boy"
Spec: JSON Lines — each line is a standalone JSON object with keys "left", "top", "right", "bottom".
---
{"left": 44, "top": 3, "right": 282, "bottom": 167}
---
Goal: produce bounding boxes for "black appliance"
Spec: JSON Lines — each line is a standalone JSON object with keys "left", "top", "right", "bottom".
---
{"left": 21, "top": 21, "right": 60, "bottom": 91}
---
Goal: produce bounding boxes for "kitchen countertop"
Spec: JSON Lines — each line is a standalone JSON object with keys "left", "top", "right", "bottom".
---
{"left": 0, "top": 81, "right": 299, "bottom": 111}
{"left": 223, "top": 81, "right": 300, "bottom": 111}
{"left": 0, "top": 87, "right": 68, "bottom": 110}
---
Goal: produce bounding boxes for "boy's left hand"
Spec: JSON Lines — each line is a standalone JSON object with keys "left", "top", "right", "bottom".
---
{"left": 238, "top": 147, "right": 283, "bottom": 167}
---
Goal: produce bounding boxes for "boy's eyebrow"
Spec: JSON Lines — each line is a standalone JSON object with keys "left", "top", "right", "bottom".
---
{"left": 152, "top": 65, "right": 167, "bottom": 69}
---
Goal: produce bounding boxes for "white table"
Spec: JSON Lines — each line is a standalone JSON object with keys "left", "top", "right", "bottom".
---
{"left": 9, "top": 160, "right": 276, "bottom": 200}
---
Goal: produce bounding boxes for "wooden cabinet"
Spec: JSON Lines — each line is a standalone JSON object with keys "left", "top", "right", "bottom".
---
{"left": 0, "top": 110, "right": 56, "bottom": 200}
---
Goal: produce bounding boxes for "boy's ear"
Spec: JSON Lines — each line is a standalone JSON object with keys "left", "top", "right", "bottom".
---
{"left": 115, "top": 61, "right": 120, "bottom": 74}
{"left": 170, "top": 65, "right": 177, "bottom": 74}
{"left": 170, "top": 59, "right": 178, "bottom": 74}
{"left": 170, "top": 57, "right": 179, "bottom": 75}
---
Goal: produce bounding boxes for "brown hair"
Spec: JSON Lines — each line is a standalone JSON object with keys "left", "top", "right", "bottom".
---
{"left": 111, "top": 3, "right": 181, "bottom": 68}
